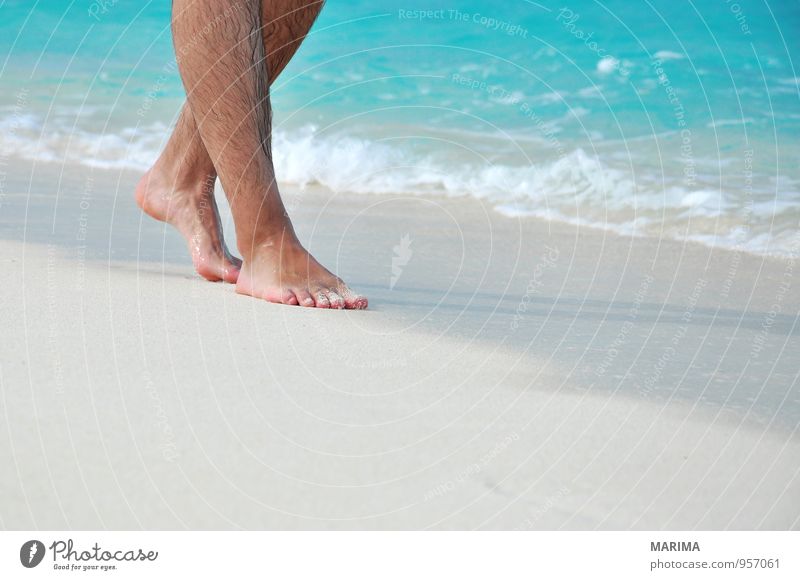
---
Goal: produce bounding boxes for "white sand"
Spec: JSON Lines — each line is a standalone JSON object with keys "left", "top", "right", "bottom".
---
{"left": 1, "top": 162, "right": 798, "bottom": 529}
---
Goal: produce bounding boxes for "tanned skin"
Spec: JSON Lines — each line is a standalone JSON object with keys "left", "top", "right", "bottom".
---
{"left": 136, "top": 0, "right": 367, "bottom": 309}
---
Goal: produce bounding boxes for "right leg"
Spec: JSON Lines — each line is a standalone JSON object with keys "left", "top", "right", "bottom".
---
{"left": 137, "top": 1, "right": 325, "bottom": 284}
{"left": 170, "top": 0, "right": 366, "bottom": 309}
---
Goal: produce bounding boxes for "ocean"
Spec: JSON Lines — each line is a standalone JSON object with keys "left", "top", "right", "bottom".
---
{"left": 2, "top": 0, "right": 799, "bottom": 255}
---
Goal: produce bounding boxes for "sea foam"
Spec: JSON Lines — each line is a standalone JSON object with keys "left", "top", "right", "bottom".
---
{"left": 1, "top": 117, "right": 796, "bottom": 257}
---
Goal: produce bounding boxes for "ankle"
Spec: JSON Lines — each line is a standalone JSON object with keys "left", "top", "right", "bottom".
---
{"left": 237, "top": 218, "right": 300, "bottom": 260}
{"left": 150, "top": 156, "right": 216, "bottom": 195}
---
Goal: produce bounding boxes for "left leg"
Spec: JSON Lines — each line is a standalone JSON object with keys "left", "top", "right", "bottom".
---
{"left": 135, "top": 107, "right": 241, "bottom": 283}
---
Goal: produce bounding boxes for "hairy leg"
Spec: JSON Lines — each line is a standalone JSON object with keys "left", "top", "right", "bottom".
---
{"left": 170, "top": 0, "right": 366, "bottom": 309}
{"left": 137, "top": 0, "right": 325, "bottom": 284}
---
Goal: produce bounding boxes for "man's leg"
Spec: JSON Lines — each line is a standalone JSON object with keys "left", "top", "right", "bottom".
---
{"left": 170, "top": 0, "right": 366, "bottom": 309}
{"left": 135, "top": 106, "right": 241, "bottom": 282}
{"left": 136, "top": 0, "right": 325, "bottom": 285}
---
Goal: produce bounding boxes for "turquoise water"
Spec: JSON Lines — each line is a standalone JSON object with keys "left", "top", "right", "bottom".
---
{"left": 2, "top": 0, "right": 799, "bottom": 254}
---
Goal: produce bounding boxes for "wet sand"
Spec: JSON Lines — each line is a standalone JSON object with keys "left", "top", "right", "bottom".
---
{"left": 1, "top": 162, "right": 798, "bottom": 529}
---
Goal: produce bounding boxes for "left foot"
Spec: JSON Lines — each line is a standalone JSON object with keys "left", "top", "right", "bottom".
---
{"left": 135, "top": 167, "right": 241, "bottom": 283}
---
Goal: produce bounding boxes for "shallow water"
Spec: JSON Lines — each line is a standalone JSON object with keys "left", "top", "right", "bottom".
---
{"left": 1, "top": 0, "right": 799, "bottom": 255}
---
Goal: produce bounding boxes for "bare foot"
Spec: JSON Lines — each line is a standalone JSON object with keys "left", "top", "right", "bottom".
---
{"left": 236, "top": 232, "right": 368, "bottom": 310}
{"left": 135, "top": 168, "right": 241, "bottom": 283}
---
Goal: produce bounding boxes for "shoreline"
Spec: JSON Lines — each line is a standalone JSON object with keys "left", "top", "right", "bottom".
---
{"left": 2, "top": 155, "right": 798, "bottom": 261}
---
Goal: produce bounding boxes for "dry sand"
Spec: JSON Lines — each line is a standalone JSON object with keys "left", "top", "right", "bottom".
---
{"left": 1, "top": 162, "right": 798, "bottom": 529}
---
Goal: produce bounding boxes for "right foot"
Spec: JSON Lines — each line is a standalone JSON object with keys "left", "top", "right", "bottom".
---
{"left": 236, "top": 231, "right": 368, "bottom": 310}
{"left": 135, "top": 168, "right": 241, "bottom": 283}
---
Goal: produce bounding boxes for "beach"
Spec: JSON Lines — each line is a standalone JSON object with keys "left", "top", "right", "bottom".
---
{"left": 1, "top": 161, "right": 798, "bottom": 529}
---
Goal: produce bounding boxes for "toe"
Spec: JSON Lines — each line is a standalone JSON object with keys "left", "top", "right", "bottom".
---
{"left": 349, "top": 295, "right": 368, "bottom": 310}
{"left": 313, "top": 290, "right": 331, "bottom": 309}
{"left": 337, "top": 286, "right": 368, "bottom": 310}
{"left": 327, "top": 290, "right": 345, "bottom": 310}
{"left": 221, "top": 268, "right": 240, "bottom": 284}
{"left": 193, "top": 255, "right": 224, "bottom": 282}
{"left": 265, "top": 288, "right": 297, "bottom": 305}
{"left": 196, "top": 266, "right": 223, "bottom": 283}
{"left": 220, "top": 260, "right": 241, "bottom": 284}
{"left": 295, "top": 289, "right": 316, "bottom": 308}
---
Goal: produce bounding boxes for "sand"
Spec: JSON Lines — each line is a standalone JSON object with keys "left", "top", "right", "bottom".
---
{"left": 0, "top": 161, "right": 798, "bottom": 529}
